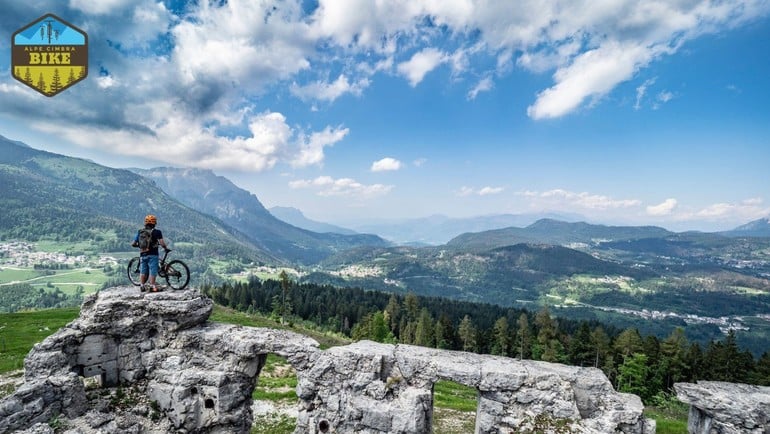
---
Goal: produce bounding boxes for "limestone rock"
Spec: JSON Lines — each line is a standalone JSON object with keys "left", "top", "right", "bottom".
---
{"left": 1, "top": 287, "right": 653, "bottom": 433}
{"left": 294, "top": 340, "right": 654, "bottom": 434}
{"left": 675, "top": 381, "right": 770, "bottom": 434}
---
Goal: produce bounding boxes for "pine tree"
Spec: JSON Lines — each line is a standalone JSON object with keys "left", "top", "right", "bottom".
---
{"left": 414, "top": 308, "right": 434, "bottom": 347}
{"left": 704, "top": 330, "right": 754, "bottom": 383}
{"left": 516, "top": 313, "right": 531, "bottom": 360}
{"left": 384, "top": 294, "right": 401, "bottom": 334}
{"left": 68, "top": 68, "right": 76, "bottom": 84}
{"left": 400, "top": 318, "right": 417, "bottom": 345}
{"left": 749, "top": 352, "right": 770, "bottom": 386}
{"left": 277, "top": 270, "right": 292, "bottom": 325}
{"left": 492, "top": 316, "right": 510, "bottom": 356}
{"left": 568, "top": 322, "right": 594, "bottom": 367}
{"left": 660, "top": 327, "right": 689, "bottom": 390}
{"left": 614, "top": 328, "right": 643, "bottom": 358}
{"left": 684, "top": 342, "right": 704, "bottom": 381}
{"left": 369, "top": 311, "right": 394, "bottom": 343}
{"left": 434, "top": 314, "right": 455, "bottom": 350}
{"left": 458, "top": 315, "right": 477, "bottom": 352}
{"left": 50, "top": 68, "right": 62, "bottom": 93}
{"left": 24, "top": 67, "right": 32, "bottom": 84}
{"left": 591, "top": 326, "right": 611, "bottom": 369}
{"left": 535, "top": 305, "right": 559, "bottom": 362}
{"left": 403, "top": 292, "right": 419, "bottom": 322}
{"left": 617, "top": 353, "right": 650, "bottom": 401}
{"left": 37, "top": 73, "right": 47, "bottom": 94}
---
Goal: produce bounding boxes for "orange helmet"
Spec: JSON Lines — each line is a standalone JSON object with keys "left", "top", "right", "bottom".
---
{"left": 144, "top": 214, "right": 157, "bottom": 225}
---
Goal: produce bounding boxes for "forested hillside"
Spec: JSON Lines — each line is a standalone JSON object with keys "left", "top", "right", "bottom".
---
{"left": 0, "top": 136, "right": 271, "bottom": 264}
{"left": 204, "top": 276, "right": 770, "bottom": 404}
{"left": 134, "top": 167, "right": 389, "bottom": 264}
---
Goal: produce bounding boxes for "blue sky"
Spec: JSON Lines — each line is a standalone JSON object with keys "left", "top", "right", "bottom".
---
{"left": 1, "top": 0, "right": 769, "bottom": 232}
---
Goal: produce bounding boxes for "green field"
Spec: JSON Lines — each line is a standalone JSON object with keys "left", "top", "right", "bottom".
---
{"left": 0, "top": 267, "right": 111, "bottom": 295}
{"left": 644, "top": 406, "right": 688, "bottom": 434}
{"left": 0, "top": 307, "right": 79, "bottom": 372}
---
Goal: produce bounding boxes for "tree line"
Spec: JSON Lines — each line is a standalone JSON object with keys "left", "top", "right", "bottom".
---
{"left": 202, "top": 275, "right": 770, "bottom": 403}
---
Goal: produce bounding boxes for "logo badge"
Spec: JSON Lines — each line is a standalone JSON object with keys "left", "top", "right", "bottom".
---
{"left": 11, "top": 14, "right": 88, "bottom": 97}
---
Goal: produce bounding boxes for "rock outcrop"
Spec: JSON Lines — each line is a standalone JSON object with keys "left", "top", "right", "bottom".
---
{"left": 675, "top": 381, "right": 770, "bottom": 434}
{"left": 0, "top": 286, "right": 654, "bottom": 433}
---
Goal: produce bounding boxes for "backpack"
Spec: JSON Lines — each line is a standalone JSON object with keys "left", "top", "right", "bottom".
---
{"left": 137, "top": 228, "right": 156, "bottom": 252}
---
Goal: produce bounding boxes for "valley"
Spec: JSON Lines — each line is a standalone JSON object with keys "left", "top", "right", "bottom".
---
{"left": 1, "top": 136, "right": 769, "bottom": 355}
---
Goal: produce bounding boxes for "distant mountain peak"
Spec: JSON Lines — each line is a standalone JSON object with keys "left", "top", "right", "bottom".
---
{"left": 726, "top": 217, "right": 770, "bottom": 237}
{"left": 269, "top": 206, "right": 357, "bottom": 235}
{"left": 0, "top": 134, "right": 31, "bottom": 148}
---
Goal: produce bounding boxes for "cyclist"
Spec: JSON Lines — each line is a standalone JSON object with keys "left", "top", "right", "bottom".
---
{"left": 131, "top": 214, "right": 168, "bottom": 292}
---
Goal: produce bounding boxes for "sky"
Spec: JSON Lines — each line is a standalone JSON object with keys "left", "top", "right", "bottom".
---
{"left": 1, "top": 0, "right": 769, "bottom": 232}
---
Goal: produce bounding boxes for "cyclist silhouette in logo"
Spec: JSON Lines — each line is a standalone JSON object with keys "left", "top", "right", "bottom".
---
{"left": 131, "top": 214, "right": 168, "bottom": 292}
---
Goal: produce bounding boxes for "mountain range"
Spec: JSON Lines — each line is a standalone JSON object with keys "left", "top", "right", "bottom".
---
{"left": 345, "top": 212, "right": 586, "bottom": 245}
{"left": 268, "top": 206, "right": 357, "bottom": 235}
{"left": 447, "top": 218, "right": 674, "bottom": 250}
{"left": 724, "top": 217, "right": 770, "bottom": 237}
{"left": 2, "top": 133, "right": 769, "bottom": 353}
{"left": 131, "top": 167, "right": 388, "bottom": 264}
{"left": 0, "top": 135, "right": 269, "bottom": 263}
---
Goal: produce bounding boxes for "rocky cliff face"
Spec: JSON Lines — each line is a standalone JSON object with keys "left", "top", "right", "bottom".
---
{"left": 0, "top": 287, "right": 655, "bottom": 433}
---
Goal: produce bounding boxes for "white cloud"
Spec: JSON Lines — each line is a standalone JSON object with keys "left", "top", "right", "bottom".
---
{"left": 520, "top": 189, "right": 642, "bottom": 210}
{"left": 527, "top": 41, "right": 659, "bottom": 119}
{"left": 652, "top": 90, "right": 675, "bottom": 109}
{"left": 647, "top": 198, "right": 678, "bottom": 216}
{"left": 467, "top": 77, "right": 494, "bottom": 100}
{"left": 172, "top": 0, "right": 312, "bottom": 93}
{"left": 397, "top": 48, "right": 447, "bottom": 87}
{"left": 457, "top": 186, "right": 474, "bottom": 197}
{"left": 290, "top": 75, "right": 370, "bottom": 102}
{"left": 413, "top": 158, "right": 428, "bottom": 167}
{"left": 3, "top": 0, "right": 769, "bottom": 178}
{"left": 458, "top": 186, "right": 504, "bottom": 196}
{"left": 478, "top": 186, "right": 504, "bottom": 196}
{"left": 634, "top": 78, "right": 656, "bottom": 110}
{"left": 310, "top": 0, "right": 770, "bottom": 118}
{"left": 371, "top": 157, "right": 403, "bottom": 172}
{"left": 696, "top": 203, "right": 734, "bottom": 218}
{"left": 96, "top": 76, "right": 116, "bottom": 89}
{"left": 661, "top": 198, "right": 769, "bottom": 226}
{"left": 292, "top": 126, "right": 350, "bottom": 168}
{"left": 743, "top": 197, "right": 763, "bottom": 206}
{"left": 289, "top": 176, "right": 393, "bottom": 198}
{"left": 69, "top": 0, "right": 137, "bottom": 15}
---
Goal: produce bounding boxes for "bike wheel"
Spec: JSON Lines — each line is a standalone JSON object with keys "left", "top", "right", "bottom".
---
{"left": 127, "top": 257, "right": 142, "bottom": 286}
{"left": 163, "top": 260, "right": 190, "bottom": 290}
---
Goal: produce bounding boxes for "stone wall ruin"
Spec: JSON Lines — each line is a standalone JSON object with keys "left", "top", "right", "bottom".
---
{"left": 0, "top": 287, "right": 655, "bottom": 433}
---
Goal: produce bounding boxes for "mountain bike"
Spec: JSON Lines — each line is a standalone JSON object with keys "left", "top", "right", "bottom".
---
{"left": 127, "top": 249, "right": 190, "bottom": 290}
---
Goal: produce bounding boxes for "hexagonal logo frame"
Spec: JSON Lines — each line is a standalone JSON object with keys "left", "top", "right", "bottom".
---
{"left": 11, "top": 14, "right": 88, "bottom": 97}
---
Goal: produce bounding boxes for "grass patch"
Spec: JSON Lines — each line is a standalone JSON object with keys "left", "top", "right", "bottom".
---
{"left": 253, "top": 354, "right": 297, "bottom": 402}
{"left": 644, "top": 402, "right": 688, "bottom": 434}
{"left": 210, "top": 305, "right": 349, "bottom": 349}
{"left": 0, "top": 307, "right": 79, "bottom": 373}
{"left": 0, "top": 268, "right": 43, "bottom": 282}
{"left": 251, "top": 413, "right": 295, "bottom": 434}
{"left": 0, "top": 268, "right": 109, "bottom": 295}
{"left": 254, "top": 377, "right": 297, "bottom": 401}
{"left": 433, "top": 380, "right": 478, "bottom": 412}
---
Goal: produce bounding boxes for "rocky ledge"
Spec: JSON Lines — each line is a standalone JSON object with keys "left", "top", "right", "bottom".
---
{"left": 1, "top": 286, "right": 655, "bottom": 433}
{"left": 675, "top": 381, "right": 770, "bottom": 434}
